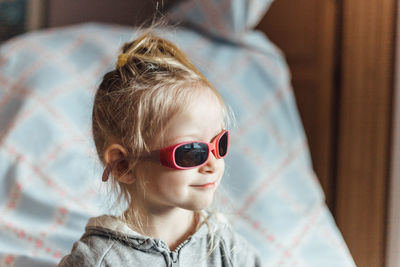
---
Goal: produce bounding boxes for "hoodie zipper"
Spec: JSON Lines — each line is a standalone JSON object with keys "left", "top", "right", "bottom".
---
{"left": 159, "top": 237, "right": 192, "bottom": 266}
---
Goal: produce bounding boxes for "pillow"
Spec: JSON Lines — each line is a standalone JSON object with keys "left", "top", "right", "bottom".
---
{"left": 167, "top": 0, "right": 274, "bottom": 40}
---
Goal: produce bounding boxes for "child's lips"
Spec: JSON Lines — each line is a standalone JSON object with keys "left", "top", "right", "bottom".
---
{"left": 190, "top": 182, "right": 216, "bottom": 188}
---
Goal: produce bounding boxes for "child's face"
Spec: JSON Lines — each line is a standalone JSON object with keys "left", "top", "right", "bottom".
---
{"left": 135, "top": 88, "right": 225, "bottom": 213}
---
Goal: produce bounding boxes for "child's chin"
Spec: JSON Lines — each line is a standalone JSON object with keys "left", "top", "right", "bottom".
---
{"left": 185, "top": 198, "right": 214, "bottom": 211}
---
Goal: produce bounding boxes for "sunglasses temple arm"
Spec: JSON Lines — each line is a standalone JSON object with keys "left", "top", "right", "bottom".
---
{"left": 102, "top": 151, "right": 161, "bottom": 182}
{"left": 101, "top": 158, "right": 127, "bottom": 182}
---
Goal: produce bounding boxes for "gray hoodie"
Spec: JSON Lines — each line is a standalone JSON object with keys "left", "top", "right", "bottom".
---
{"left": 59, "top": 214, "right": 263, "bottom": 267}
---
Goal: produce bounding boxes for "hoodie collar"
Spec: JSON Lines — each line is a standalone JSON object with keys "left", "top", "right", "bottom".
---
{"left": 84, "top": 214, "right": 212, "bottom": 252}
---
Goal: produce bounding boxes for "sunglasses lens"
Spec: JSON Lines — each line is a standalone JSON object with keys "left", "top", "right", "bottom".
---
{"left": 218, "top": 132, "right": 228, "bottom": 157}
{"left": 175, "top": 143, "right": 209, "bottom": 167}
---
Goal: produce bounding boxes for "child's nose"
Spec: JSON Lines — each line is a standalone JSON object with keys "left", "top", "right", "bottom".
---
{"left": 199, "top": 151, "right": 219, "bottom": 173}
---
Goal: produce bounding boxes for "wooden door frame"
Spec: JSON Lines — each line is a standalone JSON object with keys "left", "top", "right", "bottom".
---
{"left": 386, "top": 3, "right": 400, "bottom": 266}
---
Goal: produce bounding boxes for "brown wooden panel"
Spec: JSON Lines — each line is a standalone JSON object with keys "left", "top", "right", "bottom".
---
{"left": 260, "top": 1, "right": 318, "bottom": 61}
{"left": 258, "top": 0, "right": 338, "bottom": 209}
{"left": 335, "top": 0, "right": 396, "bottom": 266}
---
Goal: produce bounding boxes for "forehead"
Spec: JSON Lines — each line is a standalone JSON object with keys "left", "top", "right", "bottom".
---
{"left": 186, "top": 85, "right": 222, "bottom": 108}
{"left": 161, "top": 86, "right": 225, "bottom": 143}
{"left": 183, "top": 86, "right": 224, "bottom": 123}
{"left": 166, "top": 82, "right": 224, "bottom": 122}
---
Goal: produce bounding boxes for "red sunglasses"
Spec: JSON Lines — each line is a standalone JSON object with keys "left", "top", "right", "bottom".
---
{"left": 159, "top": 130, "right": 229, "bottom": 170}
{"left": 102, "top": 130, "right": 229, "bottom": 181}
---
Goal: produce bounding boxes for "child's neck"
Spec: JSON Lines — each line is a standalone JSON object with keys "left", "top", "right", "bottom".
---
{"left": 126, "top": 208, "right": 199, "bottom": 251}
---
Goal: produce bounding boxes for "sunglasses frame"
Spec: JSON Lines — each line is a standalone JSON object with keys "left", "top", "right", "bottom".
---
{"left": 159, "top": 130, "right": 229, "bottom": 170}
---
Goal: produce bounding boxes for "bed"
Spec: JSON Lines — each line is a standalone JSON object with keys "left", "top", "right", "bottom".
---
{"left": 0, "top": 0, "right": 356, "bottom": 266}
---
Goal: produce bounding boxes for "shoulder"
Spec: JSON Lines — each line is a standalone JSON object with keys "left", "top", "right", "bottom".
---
{"left": 58, "top": 229, "right": 117, "bottom": 267}
{"left": 211, "top": 215, "right": 264, "bottom": 266}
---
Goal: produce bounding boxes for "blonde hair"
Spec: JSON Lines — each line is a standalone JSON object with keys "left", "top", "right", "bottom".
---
{"left": 92, "top": 28, "right": 231, "bottom": 242}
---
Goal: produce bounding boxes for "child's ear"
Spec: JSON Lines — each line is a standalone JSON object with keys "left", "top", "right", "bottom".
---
{"left": 104, "top": 144, "right": 135, "bottom": 184}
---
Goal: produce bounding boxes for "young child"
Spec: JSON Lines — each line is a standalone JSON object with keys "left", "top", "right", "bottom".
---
{"left": 59, "top": 30, "right": 262, "bottom": 266}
